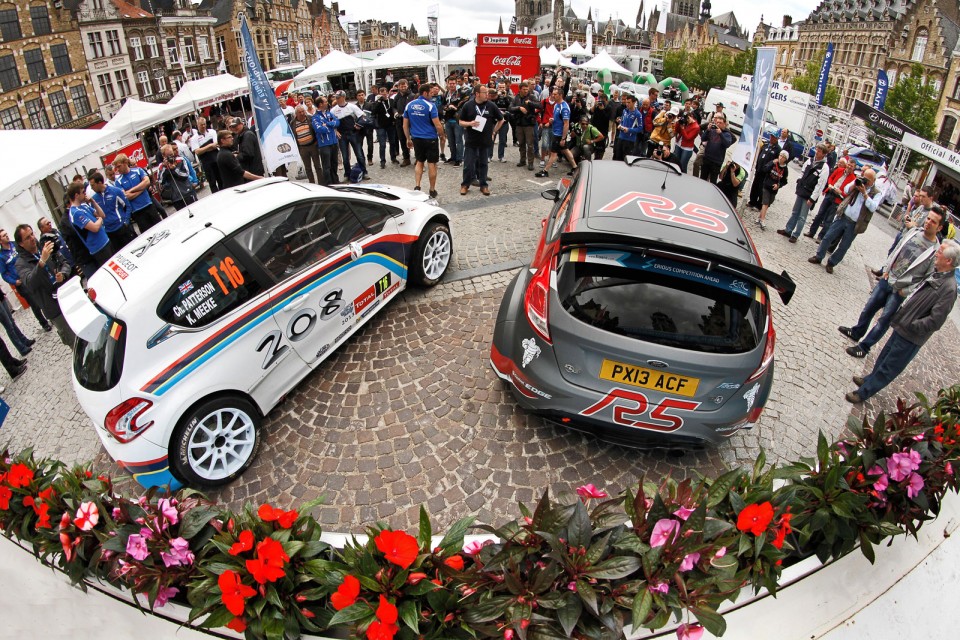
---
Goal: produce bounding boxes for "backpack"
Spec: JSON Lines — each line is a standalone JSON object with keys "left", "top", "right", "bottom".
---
{"left": 349, "top": 163, "right": 364, "bottom": 184}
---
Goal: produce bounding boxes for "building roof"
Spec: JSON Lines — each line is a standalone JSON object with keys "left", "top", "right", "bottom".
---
{"left": 111, "top": 0, "right": 154, "bottom": 19}
{"left": 198, "top": 0, "right": 234, "bottom": 27}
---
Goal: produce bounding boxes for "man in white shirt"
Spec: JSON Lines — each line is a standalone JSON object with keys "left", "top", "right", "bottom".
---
{"left": 189, "top": 117, "right": 222, "bottom": 192}
{"left": 330, "top": 90, "right": 369, "bottom": 180}
{"left": 809, "top": 167, "right": 884, "bottom": 273}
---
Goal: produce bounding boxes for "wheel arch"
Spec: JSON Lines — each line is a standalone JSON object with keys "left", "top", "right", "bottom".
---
{"left": 166, "top": 388, "right": 265, "bottom": 459}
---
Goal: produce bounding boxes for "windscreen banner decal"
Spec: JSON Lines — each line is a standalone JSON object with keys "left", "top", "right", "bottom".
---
{"left": 580, "top": 251, "right": 755, "bottom": 299}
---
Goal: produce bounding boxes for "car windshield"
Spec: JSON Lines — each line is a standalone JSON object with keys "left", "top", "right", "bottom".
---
{"left": 556, "top": 251, "right": 765, "bottom": 354}
{"left": 74, "top": 315, "right": 126, "bottom": 391}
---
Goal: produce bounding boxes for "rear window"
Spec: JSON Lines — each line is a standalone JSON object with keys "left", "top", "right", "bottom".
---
{"left": 556, "top": 251, "right": 765, "bottom": 354}
{"left": 74, "top": 317, "right": 126, "bottom": 391}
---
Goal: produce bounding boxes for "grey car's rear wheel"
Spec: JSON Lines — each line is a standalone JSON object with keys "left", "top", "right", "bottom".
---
{"left": 171, "top": 396, "right": 262, "bottom": 487}
{"left": 410, "top": 222, "right": 451, "bottom": 286}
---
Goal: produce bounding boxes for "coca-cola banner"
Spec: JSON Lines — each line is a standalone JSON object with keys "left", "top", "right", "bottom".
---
{"left": 475, "top": 33, "right": 538, "bottom": 95}
{"left": 102, "top": 140, "right": 149, "bottom": 170}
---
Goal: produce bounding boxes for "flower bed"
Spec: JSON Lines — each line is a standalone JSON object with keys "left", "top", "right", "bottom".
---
{"left": 1, "top": 386, "right": 959, "bottom": 640}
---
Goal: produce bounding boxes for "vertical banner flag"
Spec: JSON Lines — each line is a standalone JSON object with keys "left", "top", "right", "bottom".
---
{"left": 657, "top": 0, "right": 668, "bottom": 34}
{"left": 509, "top": 16, "right": 517, "bottom": 34}
{"left": 732, "top": 46, "right": 776, "bottom": 176}
{"left": 217, "top": 38, "right": 227, "bottom": 74}
{"left": 585, "top": 22, "right": 593, "bottom": 55}
{"left": 348, "top": 22, "right": 359, "bottom": 53}
{"left": 427, "top": 5, "right": 439, "bottom": 46}
{"left": 873, "top": 69, "right": 889, "bottom": 111}
{"left": 277, "top": 36, "right": 290, "bottom": 64}
{"left": 239, "top": 14, "right": 299, "bottom": 174}
{"left": 815, "top": 42, "right": 834, "bottom": 106}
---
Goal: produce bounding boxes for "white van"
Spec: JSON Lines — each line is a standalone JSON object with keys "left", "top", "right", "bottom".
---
{"left": 703, "top": 88, "right": 777, "bottom": 136}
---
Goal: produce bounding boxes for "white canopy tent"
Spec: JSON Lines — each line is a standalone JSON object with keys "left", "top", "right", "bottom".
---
{"left": 540, "top": 45, "right": 577, "bottom": 68}
{"left": 440, "top": 41, "right": 475, "bottom": 66}
{"left": 366, "top": 42, "right": 437, "bottom": 70}
{"left": 575, "top": 51, "right": 633, "bottom": 76}
{"left": 167, "top": 74, "right": 249, "bottom": 113}
{"left": 103, "top": 99, "right": 187, "bottom": 137}
{"left": 561, "top": 41, "right": 590, "bottom": 58}
{"left": 292, "top": 50, "right": 363, "bottom": 89}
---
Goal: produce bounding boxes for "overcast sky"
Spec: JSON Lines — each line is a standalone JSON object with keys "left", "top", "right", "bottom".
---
{"left": 334, "top": 0, "right": 821, "bottom": 42}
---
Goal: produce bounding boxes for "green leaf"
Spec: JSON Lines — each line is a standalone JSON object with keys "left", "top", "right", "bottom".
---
{"left": 752, "top": 448, "right": 767, "bottom": 481}
{"left": 463, "top": 596, "right": 512, "bottom": 624}
{"left": 630, "top": 589, "right": 652, "bottom": 628}
{"left": 180, "top": 505, "right": 220, "bottom": 539}
{"left": 584, "top": 556, "right": 641, "bottom": 580}
{"left": 557, "top": 593, "right": 582, "bottom": 637}
{"left": 817, "top": 431, "right": 829, "bottom": 467}
{"left": 703, "top": 516, "right": 734, "bottom": 541}
{"left": 567, "top": 500, "right": 592, "bottom": 549}
{"left": 584, "top": 530, "right": 612, "bottom": 565}
{"left": 859, "top": 531, "right": 876, "bottom": 564}
{"left": 198, "top": 606, "right": 235, "bottom": 630}
{"left": 575, "top": 579, "right": 598, "bottom": 615}
{"left": 328, "top": 601, "right": 375, "bottom": 627}
{"left": 399, "top": 599, "right": 420, "bottom": 633}
{"left": 418, "top": 505, "right": 432, "bottom": 550}
{"left": 299, "top": 540, "right": 328, "bottom": 560}
{"left": 691, "top": 606, "right": 727, "bottom": 637}
{"left": 438, "top": 516, "right": 475, "bottom": 554}
{"left": 708, "top": 468, "right": 745, "bottom": 508}
{"left": 263, "top": 615, "right": 285, "bottom": 640}
{"left": 612, "top": 532, "right": 647, "bottom": 554}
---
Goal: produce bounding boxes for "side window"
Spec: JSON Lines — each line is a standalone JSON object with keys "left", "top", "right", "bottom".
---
{"left": 347, "top": 199, "right": 398, "bottom": 235}
{"left": 320, "top": 200, "right": 367, "bottom": 248}
{"left": 157, "top": 244, "right": 263, "bottom": 328}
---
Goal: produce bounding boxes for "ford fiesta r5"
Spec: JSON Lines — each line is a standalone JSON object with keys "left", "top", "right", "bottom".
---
{"left": 490, "top": 159, "right": 795, "bottom": 447}
{"left": 59, "top": 178, "right": 452, "bottom": 489}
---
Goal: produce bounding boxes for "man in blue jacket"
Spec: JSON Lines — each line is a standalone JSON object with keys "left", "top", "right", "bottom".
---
{"left": 612, "top": 93, "right": 642, "bottom": 162}
{"left": 310, "top": 97, "right": 341, "bottom": 186}
{"left": 699, "top": 113, "right": 735, "bottom": 184}
{"left": 89, "top": 172, "right": 137, "bottom": 250}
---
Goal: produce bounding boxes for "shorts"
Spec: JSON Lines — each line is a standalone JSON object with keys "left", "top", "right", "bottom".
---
{"left": 551, "top": 136, "right": 565, "bottom": 153}
{"left": 761, "top": 187, "right": 779, "bottom": 206}
{"left": 540, "top": 127, "right": 554, "bottom": 149}
{"left": 413, "top": 137, "right": 440, "bottom": 164}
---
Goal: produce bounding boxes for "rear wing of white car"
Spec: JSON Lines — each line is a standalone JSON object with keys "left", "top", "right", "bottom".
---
{"left": 58, "top": 276, "right": 109, "bottom": 343}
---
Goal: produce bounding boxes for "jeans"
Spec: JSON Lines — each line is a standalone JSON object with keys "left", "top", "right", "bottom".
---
{"left": 396, "top": 121, "right": 410, "bottom": 160}
{"left": 533, "top": 122, "right": 540, "bottom": 156}
{"left": 515, "top": 125, "right": 535, "bottom": 165}
{"left": 856, "top": 330, "right": 922, "bottom": 401}
{"left": 0, "top": 337, "right": 22, "bottom": 376}
{"left": 784, "top": 196, "right": 812, "bottom": 238}
{"left": 462, "top": 145, "right": 490, "bottom": 187}
{"left": 444, "top": 120, "right": 463, "bottom": 162}
{"left": 15, "top": 284, "right": 48, "bottom": 329}
{"left": 200, "top": 158, "right": 222, "bottom": 193}
{"left": 298, "top": 143, "right": 322, "bottom": 183}
{"left": 318, "top": 144, "right": 339, "bottom": 185}
{"left": 816, "top": 215, "right": 858, "bottom": 266}
{"left": 493, "top": 121, "right": 509, "bottom": 159}
{"left": 675, "top": 146, "right": 694, "bottom": 173}
{"left": 338, "top": 132, "right": 366, "bottom": 175}
{"left": 700, "top": 157, "right": 723, "bottom": 184}
{"left": 849, "top": 278, "right": 905, "bottom": 352}
{"left": 360, "top": 128, "right": 374, "bottom": 159}
{"left": 808, "top": 198, "right": 837, "bottom": 238}
{"left": 376, "top": 127, "right": 399, "bottom": 164}
{"left": 0, "top": 297, "right": 30, "bottom": 354}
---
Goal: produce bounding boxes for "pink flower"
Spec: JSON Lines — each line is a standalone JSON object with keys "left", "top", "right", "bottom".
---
{"left": 125, "top": 534, "right": 150, "bottom": 561}
{"left": 906, "top": 473, "right": 925, "bottom": 499}
{"left": 567, "top": 581, "right": 577, "bottom": 591}
{"left": 503, "top": 630, "right": 515, "bottom": 640}
{"left": 676, "top": 623, "right": 705, "bottom": 640}
{"left": 111, "top": 507, "right": 122, "bottom": 520}
{"left": 153, "top": 586, "right": 178, "bottom": 609}
{"left": 576, "top": 484, "right": 608, "bottom": 500}
{"left": 714, "top": 546, "right": 727, "bottom": 558}
{"left": 947, "top": 462, "right": 954, "bottom": 476}
{"left": 462, "top": 539, "right": 492, "bottom": 555}
{"left": 648, "top": 581, "right": 669, "bottom": 594}
{"left": 868, "top": 465, "right": 888, "bottom": 492}
{"left": 139, "top": 526, "right": 154, "bottom": 540}
{"left": 887, "top": 450, "right": 921, "bottom": 482}
{"left": 678, "top": 552, "right": 700, "bottom": 572}
{"left": 74, "top": 502, "right": 99, "bottom": 531}
{"left": 650, "top": 518, "right": 680, "bottom": 548}
{"left": 160, "top": 537, "right": 195, "bottom": 567}
{"left": 158, "top": 498, "right": 178, "bottom": 527}
{"left": 673, "top": 506, "right": 695, "bottom": 521}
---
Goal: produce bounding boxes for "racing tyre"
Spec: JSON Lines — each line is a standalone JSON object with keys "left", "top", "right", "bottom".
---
{"left": 410, "top": 222, "right": 452, "bottom": 286}
{"left": 171, "top": 396, "right": 262, "bottom": 487}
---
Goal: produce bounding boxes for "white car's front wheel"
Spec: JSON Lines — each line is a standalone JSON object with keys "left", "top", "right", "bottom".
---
{"left": 411, "top": 222, "right": 452, "bottom": 286}
{"left": 171, "top": 396, "right": 262, "bottom": 487}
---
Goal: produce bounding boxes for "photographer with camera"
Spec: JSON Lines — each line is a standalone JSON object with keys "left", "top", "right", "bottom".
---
{"left": 698, "top": 113, "right": 734, "bottom": 184}
{"left": 13, "top": 223, "right": 74, "bottom": 348}
{"left": 717, "top": 160, "right": 747, "bottom": 207}
{"left": 441, "top": 78, "right": 466, "bottom": 167}
{"left": 809, "top": 167, "right": 884, "bottom": 274}
{"left": 492, "top": 83, "right": 513, "bottom": 163}
{"left": 672, "top": 110, "right": 701, "bottom": 173}
{"left": 649, "top": 104, "right": 675, "bottom": 157}
{"left": 650, "top": 142, "right": 680, "bottom": 170}
{"left": 157, "top": 144, "right": 198, "bottom": 211}
{"left": 569, "top": 115, "right": 604, "bottom": 163}
{"left": 588, "top": 91, "right": 610, "bottom": 160}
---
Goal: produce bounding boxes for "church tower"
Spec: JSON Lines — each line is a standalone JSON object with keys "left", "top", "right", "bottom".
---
{"left": 670, "top": 0, "right": 700, "bottom": 20}
{"left": 516, "top": 0, "right": 552, "bottom": 33}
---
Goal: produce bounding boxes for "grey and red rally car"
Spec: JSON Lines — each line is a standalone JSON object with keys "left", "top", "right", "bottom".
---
{"left": 490, "top": 159, "right": 796, "bottom": 447}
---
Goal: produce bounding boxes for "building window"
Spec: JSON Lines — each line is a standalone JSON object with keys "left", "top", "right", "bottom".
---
{"left": 97, "top": 72, "right": 116, "bottom": 102}
{"left": 24, "top": 48, "right": 47, "bottom": 83}
{"left": 25, "top": 97, "right": 49, "bottom": 129}
{"left": 166, "top": 37, "right": 179, "bottom": 63}
{"left": 932, "top": 77, "right": 942, "bottom": 93}
{"left": 172, "top": 75, "right": 184, "bottom": 91}
{"left": 198, "top": 36, "right": 209, "bottom": 60}
{"left": 88, "top": 31, "right": 105, "bottom": 58}
{"left": 49, "top": 90, "right": 71, "bottom": 125}
{"left": 184, "top": 37, "right": 196, "bottom": 63}
{"left": 953, "top": 77, "right": 960, "bottom": 101}
{"left": 153, "top": 68, "right": 166, "bottom": 94}
{"left": 940, "top": 115, "right": 957, "bottom": 147}
{"left": 146, "top": 35, "right": 159, "bottom": 57}
{"left": 70, "top": 85, "right": 91, "bottom": 116}
{"left": 106, "top": 30, "right": 122, "bottom": 56}
{"left": 0, "top": 8, "right": 21, "bottom": 42}
{"left": 0, "top": 53, "right": 19, "bottom": 92}
{"left": 115, "top": 69, "right": 131, "bottom": 97}
{"left": 887, "top": 69, "right": 897, "bottom": 86}
{"left": 912, "top": 29, "right": 928, "bottom": 62}
{"left": 137, "top": 69, "right": 150, "bottom": 95}
{"left": 29, "top": 4, "right": 50, "bottom": 36}
{"left": 130, "top": 36, "right": 143, "bottom": 60}
{"left": 0, "top": 104, "right": 22, "bottom": 129}
{"left": 51, "top": 43, "right": 72, "bottom": 75}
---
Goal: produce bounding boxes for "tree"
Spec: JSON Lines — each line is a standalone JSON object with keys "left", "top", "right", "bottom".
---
{"left": 790, "top": 47, "right": 840, "bottom": 108}
{"left": 686, "top": 47, "right": 732, "bottom": 91}
{"left": 662, "top": 48, "right": 689, "bottom": 82}
{"left": 729, "top": 47, "right": 757, "bottom": 78}
{"left": 875, "top": 63, "right": 939, "bottom": 171}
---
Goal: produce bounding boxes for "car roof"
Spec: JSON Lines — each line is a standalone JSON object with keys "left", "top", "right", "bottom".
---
{"left": 574, "top": 160, "right": 759, "bottom": 265}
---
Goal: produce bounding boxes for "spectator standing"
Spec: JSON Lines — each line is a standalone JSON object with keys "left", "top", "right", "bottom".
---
{"left": 392, "top": 80, "right": 414, "bottom": 166}
{"left": 355, "top": 90, "right": 375, "bottom": 164}
{"left": 293, "top": 105, "right": 322, "bottom": 184}
{"left": 216, "top": 130, "right": 262, "bottom": 188}
{"left": 778, "top": 143, "right": 829, "bottom": 242}
{"left": 0, "top": 285, "right": 32, "bottom": 357}
{"left": 311, "top": 97, "right": 341, "bottom": 185}
{"left": 649, "top": 106, "right": 675, "bottom": 157}
{"left": 806, "top": 158, "right": 856, "bottom": 240}
{"left": 403, "top": 84, "right": 446, "bottom": 198}
{"left": 459, "top": 85, "right": 503, "bottom": 196}
{"left": 230, "top": 118, "right": 265, "bottom": 177}
{"left": 65, "top": 182, "right": 112, "bottom": 269}
{"left": 672, "top": 111, "right": 701, "bottom": 173}
{"left": 493, "top": 84, "right": 513, "bottom": 162}
{"left": 809, "top": 167, "right": 883, "bottom": 273}
{"left": 612, "top": 94, "right": 642, "bottom": 161}
{"left": 13, "top": 224, "right": 75, "bottom": 347}
{"left": 756, "top": 151, "right": 791, "bottom": 230}
{"left": 716, "top": 160, "right": 747, "bottom": 208}
{"left": 157, "top": 145, "right": 198, "bottom": 211}
{"left": 535, "top": 87, "right": 575, "bottom": 179}
{"left": 89, "top": 172, "right": 137, "bottom": 250}
{"left": 511, "top": 81, "right": 540, "bottom": 170}
{"left": 370, "top": 87, "right": 399, "bottom": 168}
{"left": 330, "top": 91, "right": 368, "bottom": 181}
{"left": 0, "top": 229, "right": 51, "bottom": 333}
{"left": 36, "top": 217, "right": 74, "bottom": 269}
{"left": 113, "top": 153, "right": 163, "bottom": 233}
{"left": 698, "top": 113, "right": 734, "bottom": 183}
{"left": 590, "top": 92, "right": 610, "bottom": 159}
{"left": 748, "top": 132, "right": 782, "bottom": 209}
{"left": 190, "top": 117, "right": 222, "bottom": 193}
{"left": 441, "top": 78, "right": 466, "bottom": 167}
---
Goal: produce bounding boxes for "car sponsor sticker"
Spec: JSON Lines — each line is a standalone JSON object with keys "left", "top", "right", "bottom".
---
{"left": 178, "top": 280, "right": 194, "bottom": 295}
{"left": 521, "top": 337, "right": 541, "bottom": 368}
{"left": 743, "top": 383, "right": 760, "bottom": 412}
{"left": 128, "top": 229, "right": 171, "bottom": 258}
{"left": 108, "top": 260, "right": 129, "bottom": 280}
{"left": 354, "top": 285, "right": 376, "bottom": 314}
{"left": 580, "top": 388, "right": 699, "bottom": 432}
{"left": 599, "top": 359, "right": 700, "bottom": 397}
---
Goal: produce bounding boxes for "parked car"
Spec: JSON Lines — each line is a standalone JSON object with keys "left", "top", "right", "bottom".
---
{"left": 490, "top": 160, "right": 796, "bottom": 448}
{"left": 763, "top": 124, "right": 807, "bottom": 161}
{"left": 60, "top": 178, "right": 452, "bottom": 489}
{"left": 846, "top": 146, "right": 889, "bottom": 170}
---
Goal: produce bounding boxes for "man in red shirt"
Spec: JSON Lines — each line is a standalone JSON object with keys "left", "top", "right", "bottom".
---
{"left": 805, "top": 158, "right": 857, "bottom": 241}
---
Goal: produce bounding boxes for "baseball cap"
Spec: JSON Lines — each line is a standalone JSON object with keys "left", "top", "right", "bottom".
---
{"left": 715, "top": 102, "right": 725, "bottom": 107}
{"left": 335, "top": 90, "right": 346, "bottom": 98}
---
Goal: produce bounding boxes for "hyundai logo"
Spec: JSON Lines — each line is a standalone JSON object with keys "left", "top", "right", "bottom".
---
{"left": 647, "top": 360, "right": 668, "bottom": 368}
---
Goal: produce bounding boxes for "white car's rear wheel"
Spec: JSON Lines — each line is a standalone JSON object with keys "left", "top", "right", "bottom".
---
{"left": 411, "top": 222, "right": 452, "bottom": 286}
{"left": 171, "top": 396, "right": 262, "bottom": 487}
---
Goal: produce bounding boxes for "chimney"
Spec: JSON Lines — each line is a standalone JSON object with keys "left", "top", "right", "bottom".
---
{"left": 782, "top": 15, "right": 792, "bottom": 27}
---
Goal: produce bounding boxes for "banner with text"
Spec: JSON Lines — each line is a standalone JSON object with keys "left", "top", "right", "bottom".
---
{"left": 815, "top": 43, "right": 834, "bottom": 106}
{"left": 475, "top": 34, "right": 539, "bottom": 94}
{"left": 427, "top": 5, "right": 438, "bottom": 46}
{"left": 873, "top": 69, "right": 889, "bottom": 111}
{"left": 732, "top": 47, "right": 776, "bottom": 176}
{"left": 851, "top": 99, "right": 915, "bottom": 141}
{"left": 240, "top": 15, "right": 299, "bottom": 174}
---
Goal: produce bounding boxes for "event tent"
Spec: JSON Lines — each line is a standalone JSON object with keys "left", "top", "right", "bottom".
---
{"left": 561, "top": 42, "right": 590, "bottom": 58}
{"left": 575, "top": 51, "right": 632, "bottom": 76}
{"left": 540, "top": 45, "right": 577, "bottom": 68}
{"left": 293, "top": 50, "right": 363, "bottom": 88}
{"left": 367, "top": 42, "right": 438, "bottom": 70}
{"left": 103, "top": 99, "right": 186, "bottom": 137}
{"left": 440, "top": 41, "right": 476, "bottom": 66}
{"left": 167, "top": 74, "right": 249, "bottom": 113}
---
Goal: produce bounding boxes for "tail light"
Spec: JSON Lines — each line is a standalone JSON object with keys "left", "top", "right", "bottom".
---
{"left": 745, "top": 309, "right": 776, "bottom": 384}
{"left": 104, "top": 398, "right": 154, "bottom": 443}
{"left": 524, "top": 262, "right": 553, "bottom": 343}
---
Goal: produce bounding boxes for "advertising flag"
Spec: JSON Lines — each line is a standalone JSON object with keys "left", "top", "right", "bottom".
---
{"left": 348, "top": 22, "right": 359, "bottom": 52}
{"left": 657, "top": 0, "right": 668, "bottom": 34}
{"left": 217, "top": 38, "right": 227, "bottom": 74}
{"left": 873, "top": 69, "right": 889, "bottom": 111}
{"left": 427, "top": 5, "right": 439, "bottom": 46}
{"left": 732, "top": 47, "right": 776, "bottom": 176}
{"left": 585, "top": 22, "right": 593, "bottom": 55}
{"left": 509, "top": 16, "right": 517, "bottom": 34}
{"left": 239, "top": 14, "right": 299, "bottom": 174}
{"left": 815, "top": 42, "right": 834, "bottom": 106}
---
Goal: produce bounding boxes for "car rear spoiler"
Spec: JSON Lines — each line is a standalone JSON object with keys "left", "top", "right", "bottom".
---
{"left": 58, "top": 276, "right": 109, "bottom": 342}
{"left": 559, "top": 232, "right": 797, "bottom": 305}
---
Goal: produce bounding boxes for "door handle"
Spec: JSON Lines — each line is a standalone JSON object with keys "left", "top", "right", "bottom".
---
{"left": 282, "top": 294, "right": 309, "bottom": 312}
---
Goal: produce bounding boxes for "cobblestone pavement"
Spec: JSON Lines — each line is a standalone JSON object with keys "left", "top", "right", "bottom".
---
{"left": 2, "top": 152, "right": 959, "bottom": 534}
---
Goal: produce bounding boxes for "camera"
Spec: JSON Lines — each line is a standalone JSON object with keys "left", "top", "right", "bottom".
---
{"left": 39, "top": 233, "right": 60, "bottom": 254}
{"left": 855, "top": 177, "right": 866, "bottom": 187}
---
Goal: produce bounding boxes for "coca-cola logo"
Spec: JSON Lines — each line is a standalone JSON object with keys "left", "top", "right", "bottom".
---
{"left": 514, "top": 37, "right": 534, "bottom": 45}
{"left": 128, "top": 148, "right": 146, "bottom": 163}
{"left": 492, "top": 55, "right": 522, "bottom": 66}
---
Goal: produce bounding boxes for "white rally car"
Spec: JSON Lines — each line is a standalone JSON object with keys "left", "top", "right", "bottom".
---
{"left": 59, "top": 178, "right": 452, "bottom": 489}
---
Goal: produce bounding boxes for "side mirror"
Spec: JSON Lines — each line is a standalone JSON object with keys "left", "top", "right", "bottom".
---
{"left": 541, "top": 188, "right": 560, "bottom": 202}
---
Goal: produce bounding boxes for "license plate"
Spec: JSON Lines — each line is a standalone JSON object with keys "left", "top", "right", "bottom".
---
{"left": 599, "top": 359, "right": 700, "bottom": 397}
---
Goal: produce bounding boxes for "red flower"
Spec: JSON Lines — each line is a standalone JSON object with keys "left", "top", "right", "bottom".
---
{"left": 771, "top": 511, "right": 793, "bottom": 550}
{"left": 366, "top": 620, "right": 399, "bottom": 640}
{"left": 245, "top": 557, "right": 286, "bottom": 584}
{"left": 331, "top": 574, "right": 361, "bottom": 610}
{"left": 256, "top": 537, "right": 290, "bottom": 567}
{"left": 59, "top": 512, "right": 79, "bottom": 562}
{"left": 443, "top": 554, "right": 465, "bottom": 571}
{"left": 375, "top": 595, "right": 398, "bottom": 625}
{"left": 374, "top": 529, "right": 419, "bottom": 569}
{"left": 218, "top": 570, "right": 256, "bottom": 616}
{"left": 6, "top": 463, "right": 34, "bottom": 488}
{"left": 258, "top": 504, "right": 298, "bottom": 529}
{"left": 228, "top": 530, "right": 255, "bottom": 556}
{"left": 0, "top": 485, "right": 11, "bottom": 511}
{"left": 736, "top": 502, "right": 774, "bottom": 536}
{"left": 225, "top": 617, "right": 247, "bottom": 633}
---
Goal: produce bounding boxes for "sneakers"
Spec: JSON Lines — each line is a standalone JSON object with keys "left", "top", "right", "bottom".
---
{"left": 429, "top": 190, "right": 438, "bottom": 198}
{"left": 414, "top": 186, "right": 421, "bottom": 191}
{"left": 838, "top": 326, "right": 857, "bottom": 340}
{"left": 758, "top": 220, "right": 766, "bottom": 231}
{"left": 440, "top": 154, "right": 447, "bottom": 162}
{"left": 499, "top": 158, "right": 507, "bottom": 163}
{"left": 846, "top": 345, "right": 867, "bottom": 358}
{"left": 845, "top": 391, "right": 863, "bottom": 404}
{"left": 42, "top": 324, "right": 52, "bottom": 332}
{"left": 539, "top": 160, "right": 546, "bottom": 167}
{"left": 534, "top": 170, "right": 549, "bottom": 178}
{"left": 776, "top": 229, "right": 789, "bottom": 237}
